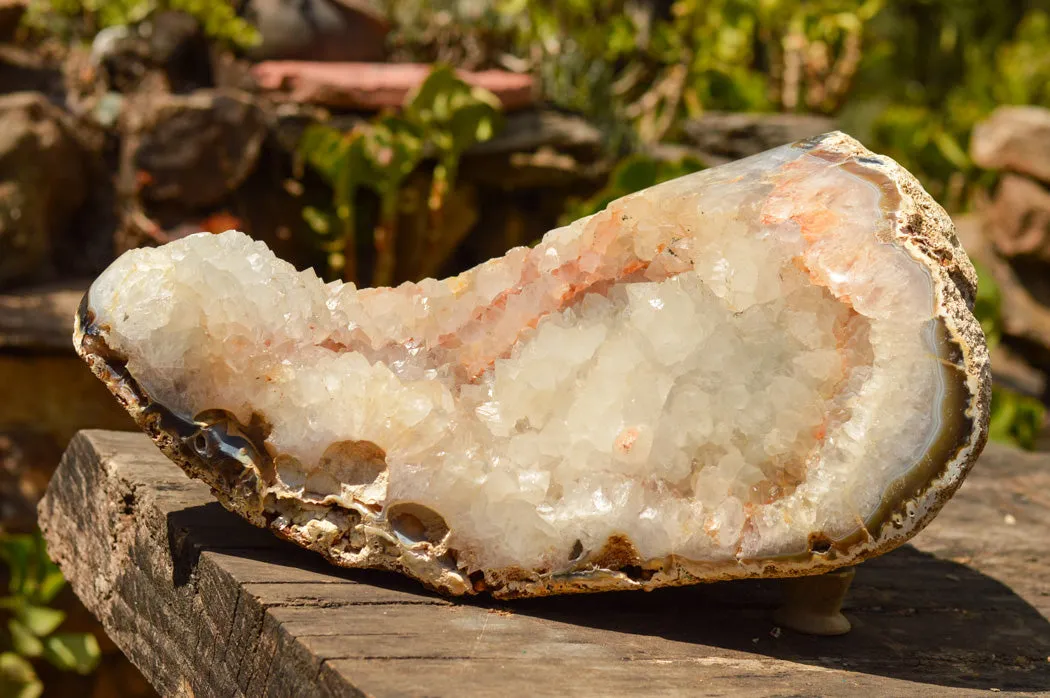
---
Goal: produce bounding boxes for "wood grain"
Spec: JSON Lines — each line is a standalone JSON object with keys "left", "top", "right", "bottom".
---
{"left": 38, "top": 430, "right": 1050, "bottom": 697}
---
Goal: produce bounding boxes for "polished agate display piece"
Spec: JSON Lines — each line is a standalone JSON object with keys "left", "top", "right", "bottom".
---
{"left": 75, "top": 133, "right": 990, "bottom": 602}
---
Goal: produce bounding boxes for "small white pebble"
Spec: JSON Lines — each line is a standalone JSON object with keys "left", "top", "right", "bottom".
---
{"left": 1004, "top": 514, "right": 1017, "bottom": 526}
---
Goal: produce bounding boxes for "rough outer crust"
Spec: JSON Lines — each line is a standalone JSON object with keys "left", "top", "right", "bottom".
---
{"left": 73, "top": 132, "right": 991, "bottom": 599}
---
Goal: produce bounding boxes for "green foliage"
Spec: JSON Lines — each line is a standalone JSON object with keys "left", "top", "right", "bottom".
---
{"left": 989, "top": 386, "right": 1046, "bottom": 451}
{"left": 382, "top": 0, "right": 884, "bottom": 146}
{"left": 854, "top": 4, "right": 1050, "bottom": 206}
{"left": 299, "top": 116, "right": 424, "bottom": 284}
{"left": 561, "top": 153, "right": 706, "bottom": 223}
{"left": 0, "top": 533, "right": 101, "bottom": 698}
{"left": 490, "top": 0, "right": 883, "bottom": 146}
{"left": 387, "top": 1, "right": 1050, "bottom": 205}
{"left": 405, "top": 65, "right": 502, "bottom": 213}
{"left": 971, "top": 261, "right": 1047, "bottom": 450}
{"left": 298, "top": 64, "right": 501, "bottom": 285}
{"left": 23, "top": 0, "right": 259, "bottom": 47}
{"left": 1, "top": 652, "right": 42, "bottom": 698}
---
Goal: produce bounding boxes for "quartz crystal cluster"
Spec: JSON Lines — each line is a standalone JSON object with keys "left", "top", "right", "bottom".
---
{"left": 75, "top": 133, "right": 990, "bottom": 597}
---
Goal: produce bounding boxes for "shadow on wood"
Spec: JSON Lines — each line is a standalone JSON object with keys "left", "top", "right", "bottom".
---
{"left": 165, "top": 500, "right": 440, "bottom": 600}
{"left": 169, "top": 504, "right": 1050, "bottom": 693}
{"left": 507, "top": 546, "right": 1050, "bottom": 692}
{"left": 40, "top": 431, "right": 1050, "bottom": 697}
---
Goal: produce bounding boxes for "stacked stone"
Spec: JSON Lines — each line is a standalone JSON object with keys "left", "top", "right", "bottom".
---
{"left": 969, "top": 107, "right": 1050, "bottom": 407}
{"left": 973, "top": 107, "right": 1050, "bottom": 264}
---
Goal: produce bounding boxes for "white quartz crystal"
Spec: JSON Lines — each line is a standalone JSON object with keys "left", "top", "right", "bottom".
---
{"left": 77, "top": 133, "right": 989, "bottom": 596}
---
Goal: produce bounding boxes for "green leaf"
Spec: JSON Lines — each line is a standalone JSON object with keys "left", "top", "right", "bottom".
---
{"left": 41, "top": 633, "right": 101, "bottom": 675}
{"left": 30, "top": 537, "right": 64, "bottom": 605}
{"left": 405, "top": 64, "right": 503, "bottom": 174}
{"left": 989, "top": 386, "right": 1046, "bottom": 451}
{"left": 363, "top": 115, "right": 425, "bottom": 194}
{"left": 1, "top": 532, "right": 66, "bottom": 602}
{"left": 612, "top": 157, "right": 660, "bottom": 193}
{"left": 931, "top": 129, "right": 971, "bottom": 171}
{"left": 16, "top": 604, "right": 65, "bottom": 637}
{"left": 0, "top": 535, "right": 34, "bottom": 595}
{"left": 0, "top": 652, "right": 43, "bottom": 698}
{"left": 606, "top": 15, "right": 637, "bottom": 59}
{"left": 0, "top": 596, "right": 24, "bottom": 612}
{"left": 33, "top": 567, "right": 65, "bottom": 606}
{"left": 8, "top": 619, "right": 44, "bottom": 658}
{"left": 298, "top": 124, "right": 352, "bottom": 186}
{"left": 301, "top": 206, "right": 332, "bottom": 237}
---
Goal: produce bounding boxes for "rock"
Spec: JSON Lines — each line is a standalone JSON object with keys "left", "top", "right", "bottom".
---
{"left": 955, "top": 213, "right": 1050, "bottom": 373}
{"left": 114, "top": 95, "right": 327, "bottom": 269}
{"left": 0, "top": 282, "right": 89, "bottom": 351}
{"left": 94, "top": 12, "right": 214, "bottom": 94}
{"left": 990, "top": 343, "right": 1046, "bottom": 399}
{"left": 682, "top": 111, "right": 836, "bottom": 163}
{"left": 121, "top": 90, "right": 267, "bottom": 209}
{"left": 155, "top": 145, "right": 328, "bottom": 269}
{"left": 492, "top": 148, "right": 605, "bottom": 189}
{"left": 985, "top": 174, "right": 1050, "bottom": 260}
{"left": 251, "top": 62, "right": 535, "bottom": 111}
{"left": 142, "top": 11, "right": 214, "bottom": 93}
{"left": 971, "top": 106, "right": 1050, "bottom": 183}
{"left": 467, "top": 110, "right": 602, "bottom": 156}
{"left": 75, "top": 133, "right": 988, "bottom": 599}
{"left": 146, "top": 11, "right": 210, "bottom": 75}
{"left": 0, "top": 0, "right": 26, "bottom": 42}
{"left": 643, "top": 141, "right": 717, "bottom": 166}
{"left": 460, "top": 111, "right": 608, "bottom": 190}
{"left": 244, "top": 0, "right": 388, "bottom": 62}
{"left": 0, "top": 46, "right": 64, "bottom": 98}
{"left": 0, "top": 93, "right": 88, "bottom": 289}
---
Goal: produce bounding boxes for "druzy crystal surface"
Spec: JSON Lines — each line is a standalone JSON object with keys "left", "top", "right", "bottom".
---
{"left": 76, "top": 133, "right": 989, "bottom": 597}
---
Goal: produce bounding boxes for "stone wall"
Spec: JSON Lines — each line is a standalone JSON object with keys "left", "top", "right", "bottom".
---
{"left": 967, "top": 106, "right": 1050, "bottom": 407}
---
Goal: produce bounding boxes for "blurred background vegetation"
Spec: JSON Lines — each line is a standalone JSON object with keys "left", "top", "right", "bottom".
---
{"left": 1, "top": 533, "right": 99, "bottom": 698}
{"left": 20, "top": 0, "right": 1050, "bottom": 208}
{"left": 382, "top": 0, "right": 1050, "bottom": 208}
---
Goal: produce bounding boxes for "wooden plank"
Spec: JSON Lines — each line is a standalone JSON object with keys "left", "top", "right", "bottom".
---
{"left": 38, "top": 430, "right": 1050, "bottom": 697}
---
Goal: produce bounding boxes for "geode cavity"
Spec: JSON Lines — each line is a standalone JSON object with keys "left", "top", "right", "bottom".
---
{"left": 75, "top": 132, "right": 990, "bottom": 598}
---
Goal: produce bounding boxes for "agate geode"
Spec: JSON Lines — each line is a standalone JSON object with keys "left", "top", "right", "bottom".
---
{"left": 75, "top": 133, "right": 990, "bottom": 598}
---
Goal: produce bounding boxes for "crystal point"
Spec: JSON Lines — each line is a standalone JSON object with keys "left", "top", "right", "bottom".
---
{"left": 75, "top": 133, "right": 990, "bottom": 597}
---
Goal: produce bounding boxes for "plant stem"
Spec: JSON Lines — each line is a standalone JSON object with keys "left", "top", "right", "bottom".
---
{"left": 341, "top": 212, "right": 358, "bottom": 285}
{"left": 372, "top": 192, "right": 400, "bottom": 287}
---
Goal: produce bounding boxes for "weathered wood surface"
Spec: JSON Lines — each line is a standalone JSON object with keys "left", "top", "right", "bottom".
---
{"left": 39, "top": 430, "right": 1050, "bottom": 697}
